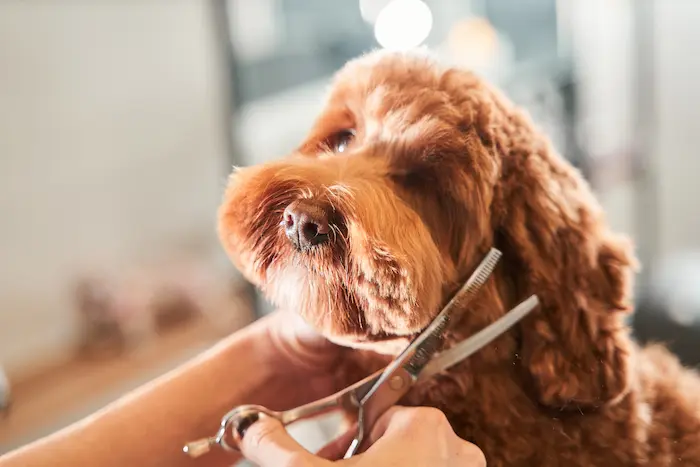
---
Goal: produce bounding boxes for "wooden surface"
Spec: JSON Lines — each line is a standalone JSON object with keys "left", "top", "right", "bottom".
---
{"left": 0, "top": 317, "right": 241, "bottom": 453}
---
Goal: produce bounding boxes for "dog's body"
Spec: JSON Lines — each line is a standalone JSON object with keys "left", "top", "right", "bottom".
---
{"left": 218, "top": 50, "right": 700, "bottom": 466}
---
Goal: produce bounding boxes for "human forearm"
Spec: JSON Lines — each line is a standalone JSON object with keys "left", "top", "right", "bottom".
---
{"left": 0, "top": 315, "right": 280, "bottom": 467}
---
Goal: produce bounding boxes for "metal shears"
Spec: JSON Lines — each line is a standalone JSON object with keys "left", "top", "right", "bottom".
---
{"left": 184, "top": 248, "right": 539, "bottom": 459}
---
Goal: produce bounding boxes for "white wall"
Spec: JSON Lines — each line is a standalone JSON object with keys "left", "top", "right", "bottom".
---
{"left": 564, "top": 0, "right": 637, "bottom": 240}
{"left": 653, "top": 1, "right": 700, "bottom": 257}
{"left": 0, "top": 1, "right": 232, "bottom": 371}
{"left": 566, "top": 0, "right": 700, "bottom": 266}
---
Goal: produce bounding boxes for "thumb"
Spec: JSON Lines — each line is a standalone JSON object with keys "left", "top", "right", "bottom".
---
{"left": 239, "top": 415, "right": 321, "bottom": 467}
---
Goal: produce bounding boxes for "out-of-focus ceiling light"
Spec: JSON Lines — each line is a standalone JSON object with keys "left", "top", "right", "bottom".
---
{"left": 373, "top": 0, "right": 433, "bottom": 50}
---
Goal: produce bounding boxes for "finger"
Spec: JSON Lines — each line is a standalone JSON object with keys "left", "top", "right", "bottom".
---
{"left": 315, "top": 423, "right": 359, "bottom": 461}
{"left": 366, "top": 406, "right": 451, "bottom": 449}
{"left": 366, "top": 405, "right": 409, "bottom": 444}
{"left": 323, "top": 406, "right": 408, "bottom": 457}
{"left": 239, "top": 415, "right": 317, "bottom": 467}
{"left": 459, "top": 442, "right": 488, "bottom": 467}
{"left": 316, "top": 407, "right": 412, "bottom": 460}
{"left": 285, "top": 311, "right": 327, "bottom": 345}
{"left": 366, "top": 406, "right": 486, "bottom": 465}
{"left": 276, "top": 309, "right": 328, "bottom": 346}
{"left": 268, "top": 311, "right": 340, "bottom": 371}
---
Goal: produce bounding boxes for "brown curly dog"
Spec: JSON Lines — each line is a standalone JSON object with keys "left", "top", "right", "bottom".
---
{"left": 218, "top": 50, "right": 700, "bottom": 466}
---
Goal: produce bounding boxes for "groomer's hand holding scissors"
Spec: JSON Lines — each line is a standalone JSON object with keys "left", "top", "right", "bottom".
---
{"left": 240, "top": 405, "right": 486, "bottom": 466}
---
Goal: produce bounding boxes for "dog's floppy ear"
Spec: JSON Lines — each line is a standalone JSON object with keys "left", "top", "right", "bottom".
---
{"left": 440, "top": 65, "right": 636, "bottom": 409}
{"left": 489, "top": 111, "right": 638, "bottom": 410}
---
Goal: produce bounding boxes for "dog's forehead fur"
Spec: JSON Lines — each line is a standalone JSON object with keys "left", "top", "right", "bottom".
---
{"left": 302, "top": 50, "right": 485, "bottom": 160}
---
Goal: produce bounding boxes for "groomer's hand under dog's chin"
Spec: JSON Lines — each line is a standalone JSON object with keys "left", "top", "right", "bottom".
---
{"left": 252, "top": 309, "right": 385, "bottom": 409}
{"left": 263, "top": 309, "right": 343, "bottom": 372}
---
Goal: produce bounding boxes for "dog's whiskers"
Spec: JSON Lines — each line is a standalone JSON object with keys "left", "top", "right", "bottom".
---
{"left": 330, "top": 224, "right": 349, "bottom": 251}
{"left": 326, "top": 184, "right": 354, "bottom": 200}
{"left": 254, "top": 189, "right": 293, "bottom": 215}
{"left": 296, "top": 186, "right": 313, "bottom": 200}
{"left": 323, "top": 186, "right": 338, "bottom": 211}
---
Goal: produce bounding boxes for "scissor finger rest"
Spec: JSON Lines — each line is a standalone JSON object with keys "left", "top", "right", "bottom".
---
{"left": 184, "top": 368, "right": 384, "bottom": 457}
{"left": 183, "top": 405, "right": 278, "bottom": 457}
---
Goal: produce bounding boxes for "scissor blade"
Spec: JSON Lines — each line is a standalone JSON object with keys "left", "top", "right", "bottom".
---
{"left": 417, "top": 295, "right": 539, "bottom": 383}
{"left": 360, "top": 248, "right": 503, "bottom": 405}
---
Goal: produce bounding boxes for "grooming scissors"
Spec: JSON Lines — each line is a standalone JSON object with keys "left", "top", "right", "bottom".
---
{"left": 184, "top": 248, "right": 539, "bottom": 460}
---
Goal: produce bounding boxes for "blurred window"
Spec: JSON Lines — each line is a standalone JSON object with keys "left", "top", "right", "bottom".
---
{"left": 224, "top": 0, "right": 564, "bottom": 105}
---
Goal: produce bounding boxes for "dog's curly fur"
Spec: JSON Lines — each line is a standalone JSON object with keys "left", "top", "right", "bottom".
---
{"left": 218, "top": 50, "right": 700, "bottom": 465}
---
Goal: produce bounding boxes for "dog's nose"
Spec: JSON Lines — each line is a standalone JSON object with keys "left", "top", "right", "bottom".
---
{"left": 283, "top": 201, "right": 330, "bottom": 250}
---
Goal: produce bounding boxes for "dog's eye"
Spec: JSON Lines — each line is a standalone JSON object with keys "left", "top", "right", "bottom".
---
{"left": 329, "top": 129, "right": 355, "bottom": 153}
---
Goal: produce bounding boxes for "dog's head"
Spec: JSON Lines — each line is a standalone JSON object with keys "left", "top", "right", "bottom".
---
{"left": 219, "top": 50, "right": 638, "bottom": 410}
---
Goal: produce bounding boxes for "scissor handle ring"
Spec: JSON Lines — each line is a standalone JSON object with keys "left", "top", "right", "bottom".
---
{"left": 216, "top": 404, "right": 279, "bottom": 452}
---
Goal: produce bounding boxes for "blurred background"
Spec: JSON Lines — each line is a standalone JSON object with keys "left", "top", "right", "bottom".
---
{"left": 1, "top": 0, "right": 699, "bottom": 459}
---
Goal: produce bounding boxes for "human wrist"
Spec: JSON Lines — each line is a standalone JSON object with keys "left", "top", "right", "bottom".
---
{"left": 204, "top": 314, "right": 280, "bottom": 404}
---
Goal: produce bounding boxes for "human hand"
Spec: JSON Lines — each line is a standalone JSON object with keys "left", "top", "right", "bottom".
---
{"left": 239, "top": 405, "right": 486, "bottom": 466}
{"left": 250, "top": 310, "right": 385, "bottom": 410}
{"left": 261, "top": 309, "right": 343, "bottom": 375}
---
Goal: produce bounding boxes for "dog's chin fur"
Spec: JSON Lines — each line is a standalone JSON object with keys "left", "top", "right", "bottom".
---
{"left": 219, "top": 49, "right": 700, "bottom": 466}
{"left": 266, "top": 261, "right": 415, "bottom": 354}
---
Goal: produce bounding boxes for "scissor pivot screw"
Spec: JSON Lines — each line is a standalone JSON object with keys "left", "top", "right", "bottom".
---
{"left": 389, "top": 375, "right": 406, "bottom": 390}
